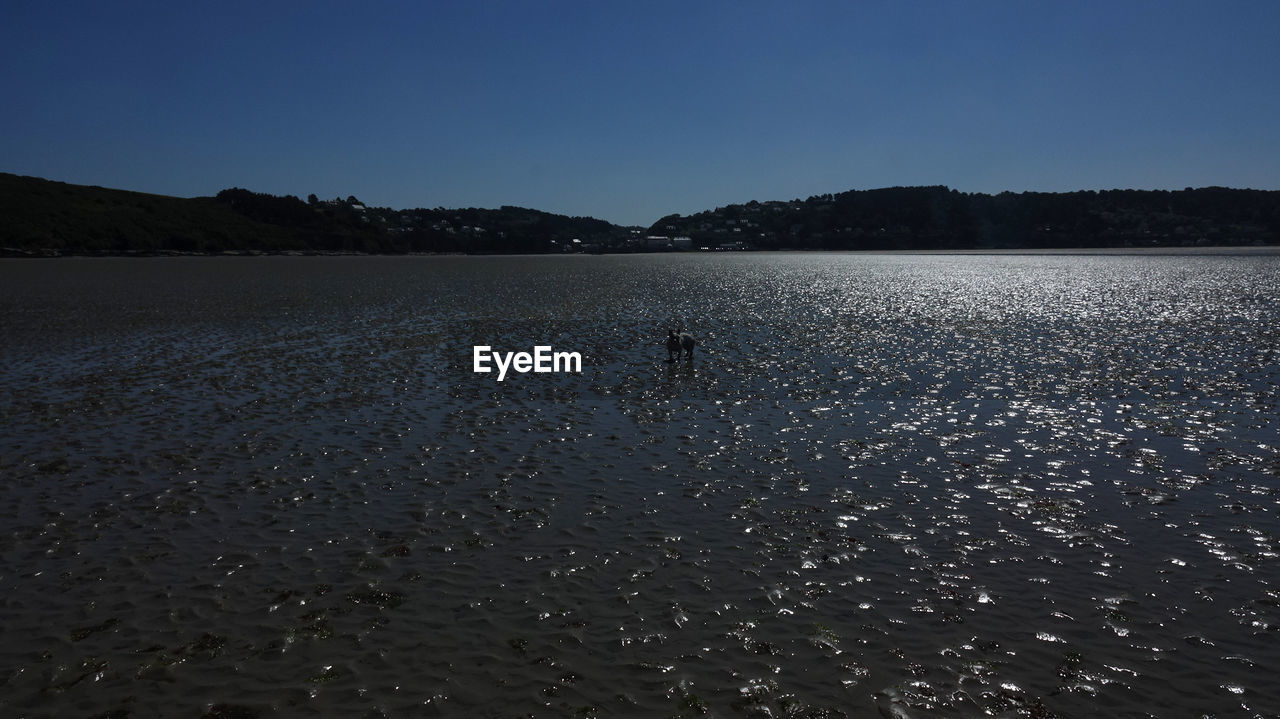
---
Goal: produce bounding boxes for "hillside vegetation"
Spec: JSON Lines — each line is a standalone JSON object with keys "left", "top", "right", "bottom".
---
{"left": 3, "top": 173, "right": 1278, "bottom": 255}
{"left": 649, "top": 186, "right": 1280, "bottom": 250}
{"left": 0, "top": 173, "right": 309, "bottom": 255}
{"left": 0, "top": 174, "right": 626, "bottom": 256}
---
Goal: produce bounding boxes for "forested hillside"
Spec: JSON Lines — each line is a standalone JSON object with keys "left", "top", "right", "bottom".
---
{"left": 649, "top": 186, "right": 1280, "bottom": 250}
{"left": 0, "top": 174, "right": 627, "bottom": 256}
{"left": 4, "top": 173, "right": 1277, "bottom": 256}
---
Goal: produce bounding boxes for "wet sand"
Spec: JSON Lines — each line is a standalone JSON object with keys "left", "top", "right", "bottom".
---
{"left": 1, "top": 252, "right": 1278, "bottom": 717}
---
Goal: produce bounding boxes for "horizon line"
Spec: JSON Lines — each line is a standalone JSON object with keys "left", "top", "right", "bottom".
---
{"left": 6, "top": 170, "right": 1279, "bottom": 229}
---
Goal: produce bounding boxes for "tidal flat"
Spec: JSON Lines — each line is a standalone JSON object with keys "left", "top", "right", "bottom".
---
{"left": 1, "top": 251, "right": 1278, "bottom": 718}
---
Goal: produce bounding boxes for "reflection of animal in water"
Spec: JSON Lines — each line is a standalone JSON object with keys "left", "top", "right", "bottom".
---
{"left": 666, "top": 329, "right": 695, "bottom": 362}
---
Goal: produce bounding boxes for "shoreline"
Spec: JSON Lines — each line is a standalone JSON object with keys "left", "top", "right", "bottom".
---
{"left": 4, "top": 245, "right": 1280, "bottom": 259}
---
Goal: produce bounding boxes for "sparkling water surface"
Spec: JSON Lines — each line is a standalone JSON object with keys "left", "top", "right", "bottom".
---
{"left": 1, "top": 252, "right": 1278, "bottom": 718}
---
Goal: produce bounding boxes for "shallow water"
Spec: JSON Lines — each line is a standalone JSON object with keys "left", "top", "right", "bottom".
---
{"left": 1, "top": 252, "right": 1278, "bottom": 718}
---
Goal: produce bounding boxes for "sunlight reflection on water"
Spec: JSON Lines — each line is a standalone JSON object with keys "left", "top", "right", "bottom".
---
{"left": 1, "top": 252, "right": 1278, "bottom": 717}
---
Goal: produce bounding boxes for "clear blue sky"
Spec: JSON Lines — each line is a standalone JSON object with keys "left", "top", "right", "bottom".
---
{"left": 2, "top": 1, "right": 1277, "bottom": 226}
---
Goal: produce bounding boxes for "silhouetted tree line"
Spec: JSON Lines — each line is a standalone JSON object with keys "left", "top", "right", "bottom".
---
{"left": 0, "top": 173, "right": 310, "bottom": 255}
{"left": 212, "top": 188, "right": 389, "bottom": 252}
{"left": 648, "top": 186, "right": 1280, "bottom": 250}
{"left": 0, "top": 174, "right": 627, "bottom": 255}
{"left": 210, "top": 190, "right": 625, "bottom": 253}
{"left": 3, "top": 173, "right": 1277, "bottom": 256}
{"left": 382, "top": 206, "right": 621, "bottom": 253}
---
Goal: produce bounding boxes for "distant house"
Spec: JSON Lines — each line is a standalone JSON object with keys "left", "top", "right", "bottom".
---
{"left": 671, "top": 236, "right": 693, "bottom": 250}
{"left": 645, "top": 235, "right": 672, "bottom": 250}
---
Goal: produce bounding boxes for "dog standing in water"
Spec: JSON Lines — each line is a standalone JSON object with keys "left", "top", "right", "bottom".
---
{"left": 666, "top": 330, "right": 695, "bottom": 362}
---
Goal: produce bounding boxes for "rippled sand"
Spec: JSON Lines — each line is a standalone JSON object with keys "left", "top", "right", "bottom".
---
{"left": 1, "top": 253, "right": 1278, "bottom": 717}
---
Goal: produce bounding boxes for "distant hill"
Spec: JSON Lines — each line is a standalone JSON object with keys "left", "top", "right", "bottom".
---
{"left": 3, "top": 173, "right": 1278, "bottom": 255}
{"left": 0, "top": 173, "right": 629, "bottom": 256}
{"left": 648, "top": 185, "right": 1280, "bottom": 250}
{"left": 0, "top": 173, "right": 309, "bottom": 255}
